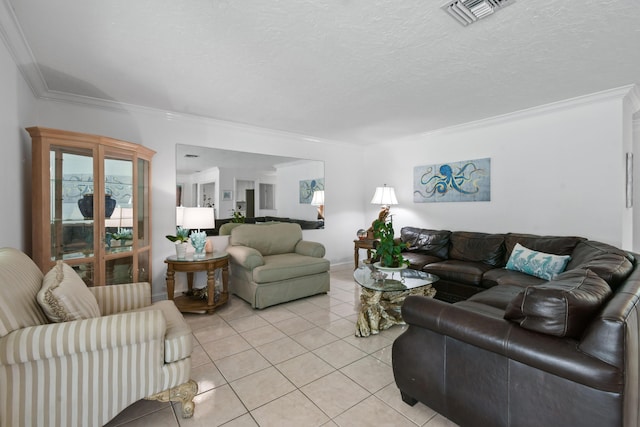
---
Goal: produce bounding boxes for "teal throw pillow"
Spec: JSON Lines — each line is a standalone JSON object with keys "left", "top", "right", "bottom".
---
{"left": 505, "top": 243, "right": 571, "bottom": 280}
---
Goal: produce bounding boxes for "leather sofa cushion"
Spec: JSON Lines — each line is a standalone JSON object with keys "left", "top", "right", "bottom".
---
{"left": 504, "top": 233, "right": 584, "bottom": 265}
{"left": 402, "top": 252, "right": 443, "bottom": 270}
{"left": 566, "top": 240, "right": 634, "bottom": 289}
{"left": 449, "top": 231, "right": 505, "bottom": 266}
{"left": 425, "top": 260, "right": 495, "bottom": 286}
{"left": 504, "top": 269, "right": 612, "bottom": 338}
{"left": 465, "top": 284, "right": 524, "bottom": 310}
{"left": 400, "top": 227, "right": 450, "bottom": 259}
{"left": 482, "top": 268, "right": 545, "bottom": 289}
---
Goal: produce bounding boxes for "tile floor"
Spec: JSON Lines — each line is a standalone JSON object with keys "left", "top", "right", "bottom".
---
{"left": 105, "top": 264, "right": 458, "bottom": 427}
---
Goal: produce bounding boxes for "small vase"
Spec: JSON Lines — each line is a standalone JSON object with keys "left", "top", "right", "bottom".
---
{"left": 194, "top": 246, "right": 205, "bottom": 259}
{"left": 175, "top": 242, "right": 188, "bottom": 259}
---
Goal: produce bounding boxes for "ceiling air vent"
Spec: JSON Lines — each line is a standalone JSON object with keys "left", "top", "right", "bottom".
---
{"left": 442, "top": 0, "right": 515, "bottom": 26}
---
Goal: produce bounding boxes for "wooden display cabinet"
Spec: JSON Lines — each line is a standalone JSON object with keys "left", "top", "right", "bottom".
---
{"left": 28, "top": 127, "right": 155, "bottom": 286}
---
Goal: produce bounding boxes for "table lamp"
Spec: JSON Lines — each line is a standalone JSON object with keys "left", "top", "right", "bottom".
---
{"left": 368, "top": 184, "right": 398, "bottom": 236}
{"left": 311, "top": 190, "right": 325, "bottom": 220}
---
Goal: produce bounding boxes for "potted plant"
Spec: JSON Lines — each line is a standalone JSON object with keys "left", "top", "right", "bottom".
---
{"left": 166, "top": 226, "right": 190, "bottom": 259}
{"left": 371, "top": 217, "right": 409, "bottom": 268}
{"left": 231, "top": 209, "right": 246, "bottom": 223}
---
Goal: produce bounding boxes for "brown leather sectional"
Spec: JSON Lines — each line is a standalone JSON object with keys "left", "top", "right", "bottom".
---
{"left": 392, "top": 227, "right": 640, "bottom": 427}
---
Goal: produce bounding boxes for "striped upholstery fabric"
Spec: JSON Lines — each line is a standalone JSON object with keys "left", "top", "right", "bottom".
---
{"left": 90, "top": 281, "right": 152, "bottom": 315}
{"left": 0, "top": 248, "right": 196, "bottom": 427}
{"left": 0, "top": 248, "right": 48, "bottom": 337}
{"left": 129, "top": 300, "right": 193, "bottom": 363}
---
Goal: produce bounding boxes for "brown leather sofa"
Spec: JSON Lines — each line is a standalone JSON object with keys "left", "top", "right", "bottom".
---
{"left": 392, "top": 227, "right": 640, "bottom": 427}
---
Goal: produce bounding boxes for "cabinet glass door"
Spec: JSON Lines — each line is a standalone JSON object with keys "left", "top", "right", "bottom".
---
{"left": 50, "top": 146, "right": 95, "bottom": 285}
{"left": 104, "top": 157, "right": 134, "bottom": 254}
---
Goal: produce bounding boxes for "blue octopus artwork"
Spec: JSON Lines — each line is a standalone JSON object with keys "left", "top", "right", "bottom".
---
{"left": 413, "top": 158, "right": 491, "bottom": 203}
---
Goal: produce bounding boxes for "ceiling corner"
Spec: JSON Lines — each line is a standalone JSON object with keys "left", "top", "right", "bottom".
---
{"left": 0, "top": 0, "right": 48, "bottom": 97}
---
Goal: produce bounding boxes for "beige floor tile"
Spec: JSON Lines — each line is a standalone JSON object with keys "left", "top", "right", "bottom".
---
{"left": 191, "top": 362, "right": 227, "bottom": 394}
{"left": 301, "top": 309, "right": 342, "bottom": 326}
{"left": 175, "top": 384, "right": 247, "bottom": 426}
{"left": 193, "top": 322, "right": 237, "bottom": 345}
{"left": 328, "top": 289, "right": 358, "bottom": 303}
{"left": 329, "top": 302, "right": 359, "bottom": 317}
{"left": 240, "top": 324, "right": 286, "bottom": 347}
{"left": 256, "top": 305, "right": 299, "bottom": 323}
{"left": 255, "top": 336, "right": 308, "bottom": 365}
{"left": 291, "top": 327, "right": 339, "bottom": 350}
{"left": 300, "top": 371, "right": 369, "bottom": 418}
{"left": 343, "top": 333, "right": 393, "bottom": 354}
{"left": 340, "top": 355, "right": 396, "bottom": 393}
{"left": 202, "top": 334, "right": 252, "bottom": 361}
{"left": 375, "top": 383, "right": 437, "bottom": 426}
{"left": 215, "top": 348, "right": 271, "bottom": 382}
{"left": 251, "top": 390, "right": 329, "bottom": 427}
{"left": 322, "top": 318, "right": 358, "bottom": 338}
{"left": 275, "top": 352, "right": 335, "bottom": 387}
{"left": 216, "top": 298, "right": 256, "bottom": 321}
{"left": 333, "top": 395, "right": 416, "bottom": 427}
{"left": 230, "top": 366, "right": 296, "bottom": 410}
{"left": 370, "top": 344, "right": 393, "bottom": 366}
{"left": 219, "top": 413, "right": 258, "bottom": 427}
{"left": 313, "top": 340, "right": 367, "bottom": 369}
{"left": 190, "top": 345, "right": 212, "bottom": 368}
{"left": 227, "top": 314, "right": 269, "bottom": 333}
{"left": 285, "top": 299, "right": 324, "bottom": 315}
{"left": 183, "top": 313, "right": 226, "bottom": 332}
{"left": 271, "top": 316, "right": 316, "bottom": 336}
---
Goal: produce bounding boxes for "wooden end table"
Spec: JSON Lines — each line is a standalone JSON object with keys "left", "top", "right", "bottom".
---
{"left": 165, "top": 252, "right": 229, "bottom": 314}
{"left": 353, "top": 238, "right": 378, "bottom": 269}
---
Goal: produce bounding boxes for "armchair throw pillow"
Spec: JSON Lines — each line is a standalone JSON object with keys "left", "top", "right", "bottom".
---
{"left": 37, "top": 261, "right": 101, "bottom": 322}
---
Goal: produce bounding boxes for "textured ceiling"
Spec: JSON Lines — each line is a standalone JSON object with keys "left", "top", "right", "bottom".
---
{"left": 3, "top": 0, "right": 640, "bottom": 145}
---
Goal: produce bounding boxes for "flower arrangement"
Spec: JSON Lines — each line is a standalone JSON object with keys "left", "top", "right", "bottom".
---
{"left": 165, "top": 226, "right": 190, "bottom": 243}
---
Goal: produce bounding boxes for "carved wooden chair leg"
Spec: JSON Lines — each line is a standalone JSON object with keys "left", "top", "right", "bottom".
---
{"left": 146, "top": 379, "right": 198, "bottom": 418}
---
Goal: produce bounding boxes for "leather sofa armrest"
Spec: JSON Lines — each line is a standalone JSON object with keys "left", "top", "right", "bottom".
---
{"left": 295, "top": 240, "right": 326, "bottom": 258}
{"left": 226, "top": 246, "right": 265, "bottom": 269}
{"left": 401, "top": 296, "right": 622, "bottom": 392}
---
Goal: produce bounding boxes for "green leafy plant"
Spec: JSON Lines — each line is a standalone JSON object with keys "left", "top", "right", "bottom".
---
{"left": 372, "top": 218, "right": 408, "bottom": 268}
{"left": 231, "top": 210, "right": 246, "bottom": 223}
{"left": 166, "top": 226, "right": 190, "bottom": 243}
{"left": 112, "top": 229, "right": 133, "bottom": 241}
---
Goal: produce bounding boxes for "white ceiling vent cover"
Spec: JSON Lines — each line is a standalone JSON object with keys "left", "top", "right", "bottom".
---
{"left": 443, "top": 0, "right": 515, "bottom": 26}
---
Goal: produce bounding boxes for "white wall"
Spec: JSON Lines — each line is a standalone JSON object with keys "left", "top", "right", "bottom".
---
{"left": 0, "top": 36, "right": 37, "bottom": 251}
{"left": 367, "top": 89, "right": 636, "bottom": 249}
{"left": 34, "top": 100, "right": 366, "bottom": 299}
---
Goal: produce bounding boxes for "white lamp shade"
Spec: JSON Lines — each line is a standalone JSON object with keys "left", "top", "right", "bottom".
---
{"left": 370, "top": 185, "right": 398, "bottom": 206}
{"left": 311, "top": 190, "right": 325, "bottom": 206}
{"left": 176, "top": 206, "right": 185, "bottom": 226}
{"left": 182, "top": 207, "right": 215, "bottom": 230}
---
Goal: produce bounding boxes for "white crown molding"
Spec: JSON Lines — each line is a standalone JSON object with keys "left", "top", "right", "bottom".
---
{"left": 624, "top": 84, "right": 640, "bottom": 114}
{"left": 396, "top": 84, "right": 639, "bottom": 141}
{"left": 0, "top": 0, "right": 48, "bottom": 96}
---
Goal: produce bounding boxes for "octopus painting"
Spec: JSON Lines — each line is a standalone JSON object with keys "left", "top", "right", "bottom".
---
{"left": 413, "top": 158, "right": 491, "bottom": 203}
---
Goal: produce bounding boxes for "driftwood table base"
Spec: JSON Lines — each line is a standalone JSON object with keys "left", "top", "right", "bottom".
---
{"left": 355, "top": 284, "right": 436, "bottom": 337}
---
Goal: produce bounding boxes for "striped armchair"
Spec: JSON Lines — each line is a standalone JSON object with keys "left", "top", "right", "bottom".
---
{"left": 0, "top": 248, "right": 197, "bottom": 427}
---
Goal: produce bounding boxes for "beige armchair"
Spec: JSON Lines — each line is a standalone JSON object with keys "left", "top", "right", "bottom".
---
{"left": 226, "top": 223, "right": 330, "bottom": 309}
{"left": 0, "top": 248, "right": 197, "bottom": 427}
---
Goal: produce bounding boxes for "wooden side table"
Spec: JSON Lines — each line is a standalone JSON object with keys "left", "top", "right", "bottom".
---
{"left": 165, "top": 252, "right": 229, "bottom": 314}
{"left": 353, "top": 239, "right": 378, "bottom": 269}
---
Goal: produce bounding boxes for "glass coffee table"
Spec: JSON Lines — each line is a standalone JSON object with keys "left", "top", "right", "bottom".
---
{"left": 353, "top": 265, "right": 438, "bottom": 337}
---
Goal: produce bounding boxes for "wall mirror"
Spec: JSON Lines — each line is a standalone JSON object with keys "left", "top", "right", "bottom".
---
{"left": 176, "top": 144, "right": 325, "bottom": 233}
